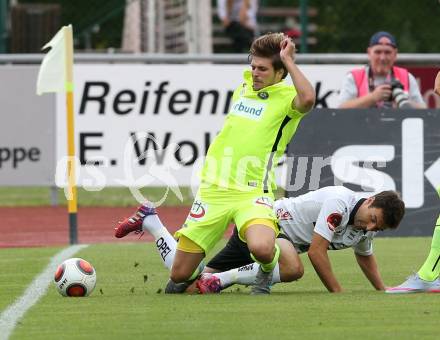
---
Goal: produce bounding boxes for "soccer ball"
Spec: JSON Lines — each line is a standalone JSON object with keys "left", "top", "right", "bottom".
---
{"left": 54, "top": 258, "right": 97, "bottom": 297}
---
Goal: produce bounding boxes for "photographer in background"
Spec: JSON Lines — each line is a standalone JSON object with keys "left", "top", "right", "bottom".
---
{"left": 338, "top": 31, "right": 426, "bottom": 109}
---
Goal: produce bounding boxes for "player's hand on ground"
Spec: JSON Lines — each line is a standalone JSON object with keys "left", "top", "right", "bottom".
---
{"left": 280, "top": 37, "right": 296, "bottom": 63}
{"left": 371, "top": 84, "right": 392, "bottom": 102}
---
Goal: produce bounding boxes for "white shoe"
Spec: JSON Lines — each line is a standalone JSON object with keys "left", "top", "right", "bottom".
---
{"left": 385, "top": 273, "right": 440, "bottom": 294}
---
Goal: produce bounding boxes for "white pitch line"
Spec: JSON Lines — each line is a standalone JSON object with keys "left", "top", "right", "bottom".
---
{"left": 0, "top": 244, "right": 89, "bottom": 340}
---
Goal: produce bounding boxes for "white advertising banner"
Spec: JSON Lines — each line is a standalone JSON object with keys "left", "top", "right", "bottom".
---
{"left": 0, "top": 66, "right": 55, "bottom": 186}
{"left": 55, "top": 64, "right": 359, "bottom": 189}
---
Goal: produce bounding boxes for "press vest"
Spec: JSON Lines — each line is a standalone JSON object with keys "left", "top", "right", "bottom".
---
{"left": 351, "top": 66, "right": 409, "bottom": 97}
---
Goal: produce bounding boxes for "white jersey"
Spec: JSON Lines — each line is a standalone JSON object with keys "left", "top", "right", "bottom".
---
{"left": 274, "top": 186, "right": 377, "bottom": 256}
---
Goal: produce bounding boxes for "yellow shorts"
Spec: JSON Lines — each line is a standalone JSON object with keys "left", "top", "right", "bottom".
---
{"left": 239, "top": 218, "right": 278, "bottom": 240}
{"left": 175, "top": 185, "right": 277, "bottom": 254}
{"left": 177, "top": 235, "right": 205, "bottom": 253}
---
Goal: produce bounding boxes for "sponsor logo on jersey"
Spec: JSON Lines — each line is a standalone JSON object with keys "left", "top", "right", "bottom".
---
{"left": 188, "top": 200, "right": 207, "bottom": 221}
{"left": 255, "top": 196, "right": 273, "bottom": 209}
{"left": 326, "top": 213, "right": 342, "bottom": 231}
{"left": 258, "top": 91, "right": 269, "bottom": 100}
{"left": 230, "top": 98, "right": 266, "bottom": 120}
{"left": 276, "top": 208, "right": 293, "bottom": 220}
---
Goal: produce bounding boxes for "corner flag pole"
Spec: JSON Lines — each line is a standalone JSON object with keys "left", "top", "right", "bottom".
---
{"left": 36, "top": 25, "right": 78, "bottom": 245}
{"left": 64, "top": 26, "right": 78, "bottom": 245}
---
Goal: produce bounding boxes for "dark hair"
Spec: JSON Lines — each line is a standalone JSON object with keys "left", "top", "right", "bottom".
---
{"left": 249, "top": 33, "right": 288, "bottom": 79}
{"left": 371, "top": 191, "right": 405, "bottom": 229}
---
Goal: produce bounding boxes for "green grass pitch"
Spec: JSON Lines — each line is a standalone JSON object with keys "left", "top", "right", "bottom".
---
{"left": 1, "top": 237, "right": 439, "bottom": 339}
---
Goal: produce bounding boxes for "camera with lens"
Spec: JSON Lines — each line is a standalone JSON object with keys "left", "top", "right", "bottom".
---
{"left": 389, "top": 79, "right": 411, "bottom": 108}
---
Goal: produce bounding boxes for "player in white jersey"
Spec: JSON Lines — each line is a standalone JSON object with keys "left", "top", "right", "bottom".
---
{"left": 197, "top": 186, "right": 405, "bottom": 293}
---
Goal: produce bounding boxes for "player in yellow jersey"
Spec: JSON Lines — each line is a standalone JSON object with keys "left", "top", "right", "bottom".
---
{"left": 115, "top": 33, "right": 315, "bottom": 294}
{"left": 386, "top": 70, "right": 440, "bottom": 293}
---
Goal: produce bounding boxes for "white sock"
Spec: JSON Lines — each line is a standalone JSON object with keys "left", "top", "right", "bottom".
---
{"left": 142, "top": 215, "right": 177, "bottom": 270}
{"left": 272, "top": 263, "right": 281, "bottom": 284}
{"left": 215, "top": 262, "right": 281, "bottom": 288}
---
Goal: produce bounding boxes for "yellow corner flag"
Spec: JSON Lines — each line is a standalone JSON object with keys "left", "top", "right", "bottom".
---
{"left": 36, "top": 24, "right": 78, "bottom": 245}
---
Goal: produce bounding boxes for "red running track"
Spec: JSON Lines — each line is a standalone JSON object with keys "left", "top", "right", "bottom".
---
{"left": 0, "top": 206, "right": 191, "bottom": 248}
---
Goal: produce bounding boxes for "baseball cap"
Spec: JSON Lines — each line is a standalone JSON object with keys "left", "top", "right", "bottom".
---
{"left": 369, "top": 31, "right": 397, "bottom": 48}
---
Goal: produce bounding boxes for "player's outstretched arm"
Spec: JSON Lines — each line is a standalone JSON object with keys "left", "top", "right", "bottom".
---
{"left": 279, "top": 37, "right": 315, "bottom": 114}
{"left": 355, "top": 253, "right": 385, "bottom": 291}
{"left": 308, "top": 232, "right": 342, "bottom": 292}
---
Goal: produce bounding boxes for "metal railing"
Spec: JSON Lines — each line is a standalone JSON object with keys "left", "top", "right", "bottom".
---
{"left": 0, "top": 53, "right": 440, "bottom": 65}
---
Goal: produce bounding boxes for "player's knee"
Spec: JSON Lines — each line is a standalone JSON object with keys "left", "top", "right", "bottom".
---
{"left": 282, "top": 262, "right": 304, "bottom": 282}
{"left": 279, "top": 253, "right": 304, "bottom": 282}
{"left": 249, "top": 241, "right": 275, "bottom": 264}
{"left": 295, "top": 263, "right": 304, "bottom": 280}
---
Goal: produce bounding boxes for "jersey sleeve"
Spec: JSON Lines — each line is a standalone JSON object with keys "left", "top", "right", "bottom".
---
{"left": 286, "top": 86, "right": 306, "bottom": 119}
{"left": 314, "top": 198, "right": 349, "bottom": 242}
{"left": 352, "top": 237, "right": 373, "bottom": 256}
